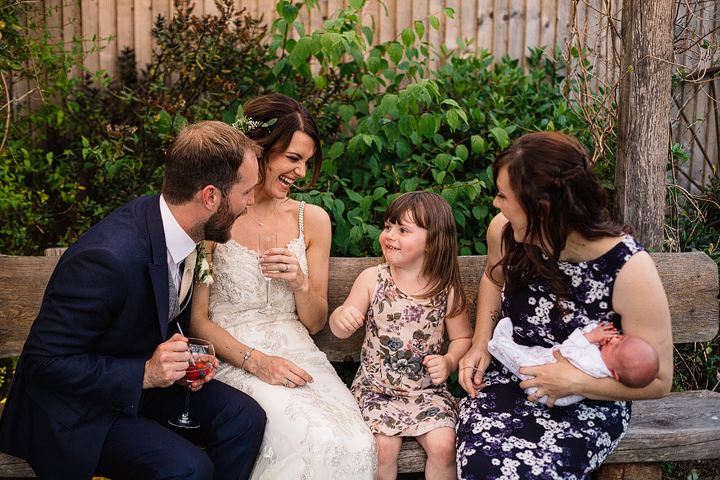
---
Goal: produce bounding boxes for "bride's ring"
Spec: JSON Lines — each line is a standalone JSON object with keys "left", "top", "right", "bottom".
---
{"left": 534, "top": 392, "right": 540, "bottom": 399}
{"left": 284, "top": 380, "right": 290, "bottom": 388}
{"left": 284, "top": 263, "right": 289, "bottom": 272}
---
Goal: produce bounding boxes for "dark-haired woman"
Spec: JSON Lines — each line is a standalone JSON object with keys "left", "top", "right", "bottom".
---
{"left": 455, "top": 131, "right": 672, "bottom": 479}
{"left": 190, "top": 93, "right": 377, "bottom": 479}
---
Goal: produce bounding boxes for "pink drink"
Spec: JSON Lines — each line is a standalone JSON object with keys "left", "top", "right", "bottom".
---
{"left": 185, "top": 362, "right": 212, "bottom": 381}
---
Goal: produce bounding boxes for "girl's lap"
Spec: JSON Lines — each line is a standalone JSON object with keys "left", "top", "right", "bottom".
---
{"left": 353, "top": 381, "right": 457, "bottom": 437}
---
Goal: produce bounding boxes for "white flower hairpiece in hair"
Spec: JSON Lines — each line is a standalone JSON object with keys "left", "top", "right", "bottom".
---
{"left": 194, "top": 241, "right": 214, "bottom": 286}
{"left": 230, "top": 105, "right": 277, "bottom": 134}
{"left": 232, "top": 116, "right": 262, "bottom": 134}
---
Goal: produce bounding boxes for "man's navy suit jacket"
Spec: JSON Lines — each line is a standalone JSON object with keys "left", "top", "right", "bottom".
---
{"left": 0, "top": 194, "right": 190, "bottom": 479}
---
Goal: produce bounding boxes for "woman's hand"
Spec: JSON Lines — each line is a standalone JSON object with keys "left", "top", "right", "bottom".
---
{"left": 519, "top": 351, "right": 586, "bottom": 407}
{"left": 458, "top": 344, "right": 492, "bottom": 398}
{"left": 248, "top": 350, "right": 314, "bottom": 388}
{"left": 259, "top": 247, "right": 309, "bottom": 294}
{"left": 423, "top": 355, "right": 453, "bottom": 385}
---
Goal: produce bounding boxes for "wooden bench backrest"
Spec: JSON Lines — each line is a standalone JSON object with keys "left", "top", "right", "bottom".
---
{"left": 0, "top": 252, "right": 717, "bottom": 361}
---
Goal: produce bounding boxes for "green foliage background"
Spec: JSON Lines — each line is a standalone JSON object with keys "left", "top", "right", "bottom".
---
{"left": 0, "top": 0, "right": 589, "bottom": 258}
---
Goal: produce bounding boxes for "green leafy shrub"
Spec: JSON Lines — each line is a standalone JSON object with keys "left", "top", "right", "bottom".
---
{"left": 281, "top": 4, "right": 587, "bottom": 256}
{"left": 1, "top": 0, "right": 588, "bottom": 258}
{"left": 0, "top": 0, "right": 274, "bottom": 254}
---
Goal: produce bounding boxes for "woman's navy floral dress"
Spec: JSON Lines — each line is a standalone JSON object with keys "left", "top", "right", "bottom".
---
{"left": 352, "top": 263, "right": 457, "bottom": 436}
{"left": 456, "top": 236, "right": 644, "bottom": 479}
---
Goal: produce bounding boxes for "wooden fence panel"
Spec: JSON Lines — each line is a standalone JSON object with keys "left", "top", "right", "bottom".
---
{"left": 524, "top": 0, "right": 540, "bottom": 58}
{"left": 245, "top": 0, "right": 259, "bottom": 22}
{"left": 556, "top": 0, "right": 571, "bottom": 53}
{"left": 673, "top": 78, "right": 720, "bottom": 195}
{"left": 62, "top": 0, "right": 83, "bottom": 78}
{"left": 540, "top": 0, "right": 556, "bottom": 52}
{"left": 98, "top": 0, "right": 117, "bottom": 79}
{"left": 377, "top": 0, "right": 395, "bottom": 44}
{"left": 428, "top": 0, "right": 442, "bottom": 51}
{"left": 11, "top": 9, "right": 30, "bottom": 119}
{"left": 442, "top": 0, "right": 457, "bottom": 47}
{"left": 22, "top": 0, "right": 716, "bottom": 86}
{"left": 412, "top": 0, "right": 428, "bottom": 44}
{"left": 507, "top": 0, "right": 524, "bottom": 60}
{"left": 17, "top": 0, "right": 627, "bottom": 85}
{"left": 134, "top": 0, "right": 153, "bottom": 71}
{"left": 45, "top": 0, "right": 63, "bottom": 52}
{"left": 475, "top": 0, "right": 493, "bottom": 53}
{"left": 458, "top": 0, "right": 474, "bottom": 46}
{"left": 7, "top": 0, "right": 718, "bottom": 190}
{"left": 81, "top": 0, "right": 99, "bottom": 73}
{"left": 116, "top": 0, "right": 133, "bottom": 61}
{"left": 492, "top": 0, "right": 508, "bottom": 60}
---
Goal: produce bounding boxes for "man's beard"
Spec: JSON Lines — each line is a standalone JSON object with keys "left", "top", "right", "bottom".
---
{"left": 203, "top": 196, "right": 246, "bottom": 243}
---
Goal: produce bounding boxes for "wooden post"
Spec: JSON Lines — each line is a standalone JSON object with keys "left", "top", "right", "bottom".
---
{"left": 593, "top": 462, "right": 662, "bottom": 480}
{"left": 614, "top": 0, "right": 673, "bottom": 252}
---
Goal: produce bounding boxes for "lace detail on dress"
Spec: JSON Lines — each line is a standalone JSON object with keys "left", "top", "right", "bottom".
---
{"left": 208, "top": 201, "right": 377, "bottom": 480}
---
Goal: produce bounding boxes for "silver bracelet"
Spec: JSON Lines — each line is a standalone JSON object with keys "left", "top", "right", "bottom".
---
{"left": 241, "top": 348, "right": 254, "bottom": 371}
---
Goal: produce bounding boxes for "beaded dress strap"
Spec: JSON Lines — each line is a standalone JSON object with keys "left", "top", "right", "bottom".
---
{"left": 299, "top": 201, "right": 305, "bottom": 234}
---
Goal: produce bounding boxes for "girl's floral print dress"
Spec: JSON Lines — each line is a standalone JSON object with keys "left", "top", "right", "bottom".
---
{"left": 455, "top": 236, "right": 645, "bottom": 480}
{"left": 351, "top": 263, "right": 456, "bottom": 436}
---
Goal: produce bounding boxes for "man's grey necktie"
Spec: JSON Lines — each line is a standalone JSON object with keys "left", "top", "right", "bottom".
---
{"left": 168, "top": 268, "right": 181, "bottom": 322}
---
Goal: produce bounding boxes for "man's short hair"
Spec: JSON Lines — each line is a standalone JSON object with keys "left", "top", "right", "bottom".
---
{"left": 162, "top": 121, "right": 262, "bottom": 205}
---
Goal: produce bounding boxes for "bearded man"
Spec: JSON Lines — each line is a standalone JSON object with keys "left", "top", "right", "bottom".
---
{"left": 0, "top": 121, "right": 267, "bottom": 480}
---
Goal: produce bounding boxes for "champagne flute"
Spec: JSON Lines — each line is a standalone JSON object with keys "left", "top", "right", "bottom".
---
{"left": 168, "top": 338, "right": 214, "bottom": 429}
{"left": 258, "top": 234, "right": 277, "bottom": 315}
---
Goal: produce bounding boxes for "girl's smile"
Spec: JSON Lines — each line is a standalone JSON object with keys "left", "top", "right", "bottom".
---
{"left": 379, "top": 215, "right": 428, "bottom": 270}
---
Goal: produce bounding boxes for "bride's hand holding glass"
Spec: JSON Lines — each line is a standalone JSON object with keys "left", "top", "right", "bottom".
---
{"left": 259, "top": 245, "right": 306, "bottom": 293}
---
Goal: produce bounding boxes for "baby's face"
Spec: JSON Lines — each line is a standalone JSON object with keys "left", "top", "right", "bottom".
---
{"left": 599, "top": 334, "right": 628, "bottom": 380}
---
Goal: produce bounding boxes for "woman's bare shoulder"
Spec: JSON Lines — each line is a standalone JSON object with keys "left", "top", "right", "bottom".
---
{"left": 296, "top": 200, "right": 331, "bottom": 251}
{"left": 486, "top": 213, "right": 508, "bottom": 262}
{"left": 301, "top": 201, "right": 331, "bottom": 225}
{"left": 487, "top": 214, "right": 508, "bottom": 240}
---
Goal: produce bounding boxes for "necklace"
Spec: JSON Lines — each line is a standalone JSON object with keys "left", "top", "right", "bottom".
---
{"left": 247, "top": 199, "right": 279, "bottom": 226}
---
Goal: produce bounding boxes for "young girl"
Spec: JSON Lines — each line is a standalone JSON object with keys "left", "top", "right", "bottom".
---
{"left": 330, "top": 191, "right": 473, "bottom": 480}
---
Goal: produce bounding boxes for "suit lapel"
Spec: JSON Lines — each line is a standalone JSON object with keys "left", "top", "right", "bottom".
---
{"left": 146, "top": 195, "right": 170, "bottom": 340}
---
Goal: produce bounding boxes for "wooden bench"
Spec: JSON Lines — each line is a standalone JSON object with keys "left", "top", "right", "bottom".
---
{"left": 1, "top": 251, "right": 719, "bottom": 479}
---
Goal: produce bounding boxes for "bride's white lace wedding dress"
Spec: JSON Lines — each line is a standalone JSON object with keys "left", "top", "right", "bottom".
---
{"left": 209, "top": 202, "right": 377, "bottom": 480}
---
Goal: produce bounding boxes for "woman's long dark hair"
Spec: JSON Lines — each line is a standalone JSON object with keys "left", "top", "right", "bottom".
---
{"left": 242, "top": 93, "right": 322, "bottom": 189}
{"left": 491, "top": 131, "right": 631, "bottom": 307}
{"left": 383, "top": 191, "right": 467, "bottom": 318}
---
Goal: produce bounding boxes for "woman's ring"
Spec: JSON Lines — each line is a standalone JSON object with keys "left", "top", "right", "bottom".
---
{"left": 284, "top": 380, "right": 290, "bottom": 388}
{"left": 534, "top": 392, "right": 540, "bottom": 399}
{"left": 284, "top": 263, "right": 289, "bottom": 272}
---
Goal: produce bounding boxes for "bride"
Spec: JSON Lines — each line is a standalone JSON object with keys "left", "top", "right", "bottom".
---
{"left": 190, "top": 93, "right": 377, "bottom": 479}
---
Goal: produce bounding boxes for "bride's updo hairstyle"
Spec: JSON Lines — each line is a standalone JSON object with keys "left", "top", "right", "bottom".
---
{"left": 242, "top": 93, "right": 322, "bottom": 190}
{"left": 491, "top": 131, "right": 631, "bottom": 302}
